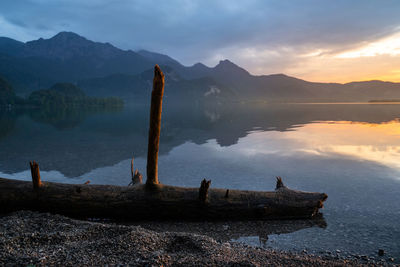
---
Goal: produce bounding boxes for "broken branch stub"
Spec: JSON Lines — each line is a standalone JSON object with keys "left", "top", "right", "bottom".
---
{"left": 199, "top": 179, "right": 211, "bottom": 203}
{"left": 225, "top": 189, "right": 230, "bottom": 198}
{"left": 129, "top": 157, "right": 142, "bottom": 185}
{"left": 275, "top": 176, "right": 286, "bottom": 190}
{"left": 131, "top": 157, "right": 134, "bottom": 180}
{"left": 29, "top": 161, "right": 42, "bottom": 189}
{"left": 146, "top": 65, "right": 165, "bottom": 186}
{"left": 133, "top": 169, "right": 143, "bottom": 184}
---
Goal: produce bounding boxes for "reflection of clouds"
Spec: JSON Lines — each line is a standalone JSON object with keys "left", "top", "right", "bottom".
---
{"left": 0, "top": 170, "right": 69, "bottom": 183}
{"left": 6, "top": 119, "right": 400, "bottom": 185}
{"left": 204, "top": 120, "right": 400, "bottom": 172}
{"left": 0, "top": 157, "right": 146, "bottom": 186}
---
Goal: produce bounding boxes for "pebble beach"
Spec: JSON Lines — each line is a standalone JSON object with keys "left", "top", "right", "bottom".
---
{"left": 1, "top": 211, "right": 396, "bottom": 266}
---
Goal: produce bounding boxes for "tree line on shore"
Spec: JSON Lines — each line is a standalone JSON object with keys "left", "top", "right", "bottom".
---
{"left": 0, "top": 76, "right": 123, "bottom": 108}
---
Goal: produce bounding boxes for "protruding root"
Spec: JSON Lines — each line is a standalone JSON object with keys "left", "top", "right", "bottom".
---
{"left": 29, "top": 161, "right": 42, "bottom": 189}
{"left": 199, "top": 179, "right": 211, "bottom": 203}
{"left": 275, "top": 176, "right": 286, "bottom": 190}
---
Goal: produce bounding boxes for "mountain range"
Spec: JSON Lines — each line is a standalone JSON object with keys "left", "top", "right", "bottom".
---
{"left": 1, "top": 31, "right": 400, "bottom": 103}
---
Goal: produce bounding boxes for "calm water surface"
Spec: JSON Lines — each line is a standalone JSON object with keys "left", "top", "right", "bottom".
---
{"left": 1, "top": 103, "right": 400, "bottom": 259}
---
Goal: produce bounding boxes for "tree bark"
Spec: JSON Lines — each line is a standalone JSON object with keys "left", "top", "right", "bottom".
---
{"left": 146, "top": 65, "right": 164, "bottom": 186}
{"left": 0, "top": 177, "right": 327, "bottom": 220}
{"left": 29, "top": 161, "right": 41, "bottom": 189}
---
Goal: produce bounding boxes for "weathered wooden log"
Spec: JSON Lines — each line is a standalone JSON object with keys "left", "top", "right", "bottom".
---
{"left": 0, "top": 176, "right": 327, "bottom": 220}
{"left": 146, "top": 65, "right": 164, "bottom": 186}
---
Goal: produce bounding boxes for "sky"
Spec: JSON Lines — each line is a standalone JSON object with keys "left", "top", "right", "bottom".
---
{"left": 0, "top": 0, "right": 400, "bottom": 83}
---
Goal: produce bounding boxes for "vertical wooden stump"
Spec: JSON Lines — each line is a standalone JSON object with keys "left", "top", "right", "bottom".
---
{"left": 275, "top": 176, "right": 286, "bottom": 190}
{"left": 29, "top": 161, "right": 42, "bottom": 189}
{"left": 146, "top": 65, "right": 165, "bottom": 186}
{"left": 199, "top": 179, "right": 211, "bottom": 203}
{"left": 129, "top": 157, "right": 142, "bottom": 185}
{"left": 225, "top": 189, "right": 230, "bottom": 198}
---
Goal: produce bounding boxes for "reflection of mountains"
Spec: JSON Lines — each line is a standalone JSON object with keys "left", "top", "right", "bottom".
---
{"left": 29, "top": 106, "right": 123, "bottom": 129}
{"left": 1, "top": 103, "right": 400, "bottom": 177}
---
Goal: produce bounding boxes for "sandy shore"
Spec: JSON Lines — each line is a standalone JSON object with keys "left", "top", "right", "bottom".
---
{"left": 0, "top": 211, "right": 393, "bottom": 266}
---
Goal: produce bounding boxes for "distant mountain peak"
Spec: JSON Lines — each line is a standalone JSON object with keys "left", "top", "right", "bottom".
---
{"left": 22, "top": 31, "right": 127, "bottom": 61}
{"left": 214, "top": 59, "right": 249, "bottom": 76}
{"left": 27, "top": 31, "right": 88, "bottom": 46}
{"left": 218, "top": 59, "right": 235, "bottom": 65}
{"left": 193, "top": 62, "right": 206, "bottom": 67}
{"left": 215, "top": 59, "right": 242, "bottom": 69}
{"left": 53, "top": 31, "right": 83, "bottom": 38}
{"left": 49, "top": 31, "right": 87, "bottom": 42}
{"left": 26, "top": 31, "right": 90, "bottom": 48}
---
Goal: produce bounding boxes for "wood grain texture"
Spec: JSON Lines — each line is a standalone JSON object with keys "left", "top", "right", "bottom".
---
{"left": 146, "top": 65, "right": 164, "bottom": 186}
{"left": 0, "top": 177, "right": 327, "bottom": 220}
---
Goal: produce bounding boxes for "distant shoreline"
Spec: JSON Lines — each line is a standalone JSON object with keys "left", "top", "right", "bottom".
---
{"left": 232, "top": 100, "right": 400, "bottom": 105}
{"left": 368, "top": 99, "right": 400, "bottom": 103}
{"left": 296, "top": 102, "right": 400, "bottom": 105}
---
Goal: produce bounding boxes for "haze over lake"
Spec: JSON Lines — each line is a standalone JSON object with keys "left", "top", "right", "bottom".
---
{"left": 1, "top": 103, "right": 399, "bottom": 258}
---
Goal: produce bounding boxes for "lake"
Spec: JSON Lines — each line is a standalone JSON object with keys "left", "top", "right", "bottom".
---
{"left": 1, "top": 103, "right": 400, "bottom": 260}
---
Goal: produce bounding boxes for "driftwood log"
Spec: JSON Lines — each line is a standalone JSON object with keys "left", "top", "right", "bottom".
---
{"left": 0, "top": 176, "right": 327, "bottom": 220}
{"left": 0, "top": 65, "right": 328, "bottom": 220}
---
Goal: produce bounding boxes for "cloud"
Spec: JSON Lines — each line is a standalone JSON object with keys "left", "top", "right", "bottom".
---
{"left": 336, "top": 31, "right": 400, "bottom": 58}
{"left": 0, "top": 0, "right": 400, "bottom": 82}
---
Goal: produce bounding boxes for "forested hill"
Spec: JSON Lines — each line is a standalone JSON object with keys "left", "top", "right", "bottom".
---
{"left": 1, "top": 32, "right": 400, "bottom": 103}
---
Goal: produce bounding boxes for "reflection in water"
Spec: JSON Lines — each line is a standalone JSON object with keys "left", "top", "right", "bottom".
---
{"left": 0, "top": 109, "right": 18, "bottom": 139}
{"left": 29, "top": 106, "right": 123, "bottom": 130}
{"left": 1, "top": 103, "right": 400, "bottom": 177}
{"left": 217, "top": 119, "right": 400, "bottom": 173}
{"left": 129, "top": 215, "right": 327, "bottom": 246}
{"left": 1, "top": 103, "right": 400, "bottom": 258}
{"left": 296, "top": 120, "right": 400, "bottom": 171}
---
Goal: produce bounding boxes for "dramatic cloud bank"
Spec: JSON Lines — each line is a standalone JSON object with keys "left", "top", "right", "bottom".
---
{"left": 1, "top": 0, "right": 400, "bottom": 82}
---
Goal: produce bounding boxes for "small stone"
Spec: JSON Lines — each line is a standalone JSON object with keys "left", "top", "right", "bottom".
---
{"left": 336, "top": 250, "right": 341, "bottom": 253}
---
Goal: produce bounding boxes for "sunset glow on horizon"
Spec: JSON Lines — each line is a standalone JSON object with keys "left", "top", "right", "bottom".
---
{"left": 242, "top": 30, "right": 400, "bottom": 83}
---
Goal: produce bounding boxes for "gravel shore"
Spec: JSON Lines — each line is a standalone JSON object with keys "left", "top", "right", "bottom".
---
{"left": 0, "top": 211, "right": 394, "bottom": 266}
